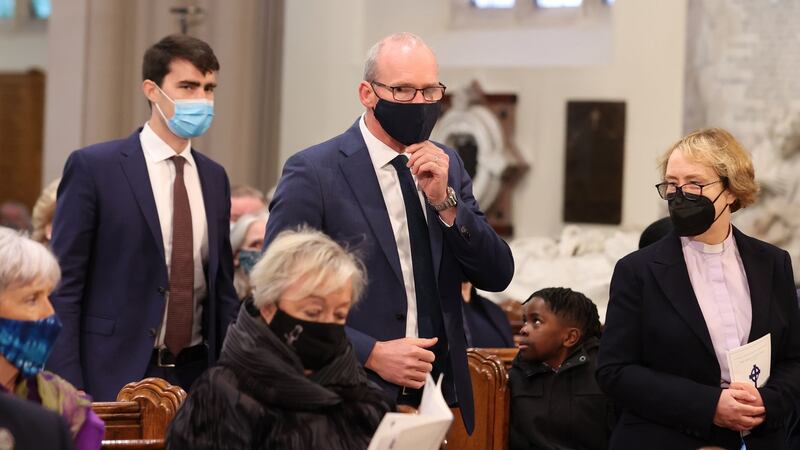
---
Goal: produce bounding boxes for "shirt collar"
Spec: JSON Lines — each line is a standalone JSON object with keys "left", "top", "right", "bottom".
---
{"left": 681, "top": 225, "right": 734, "bottom": 255}
{"left": 358, "top": 113, "right": 406, "bottom": 171}
{"left": 140, "top": 122, "right": 195, "bottom": 166}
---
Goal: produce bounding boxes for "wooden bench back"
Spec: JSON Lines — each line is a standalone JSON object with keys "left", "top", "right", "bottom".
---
{"left": 475, "top": 347, "right": 519, "bottom": 371}
{"left": 446, "top": 349, "right": 510, "bottom": 450}
{"left": 92, "top": 377, "right": 186, "bottom": 449}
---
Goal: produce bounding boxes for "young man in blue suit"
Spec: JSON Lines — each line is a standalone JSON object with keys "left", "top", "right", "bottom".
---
{"left": 264, "top": 32, "right": 515, "bottom": 433}
{"left": 47, "top": 35, "right": 240, "bottom": 401}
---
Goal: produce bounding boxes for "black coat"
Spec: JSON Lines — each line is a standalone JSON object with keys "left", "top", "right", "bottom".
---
{"left": 167, "top": 302, "right": 393, "bottom": 450}
{"left": 0, "top": 393, "right": 75, "bottom": 450}
{"left": 597, "top": 229, "right": 800, "bottom": 450}
{"left": 509, "top": 337, "right": 612, "bottom": 450}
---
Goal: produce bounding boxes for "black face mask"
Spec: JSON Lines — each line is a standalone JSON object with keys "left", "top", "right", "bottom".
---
{"left": 373, "top": 99, "right": 441, "bottom": 146}
{"left": 267, "top": 307, "right": 348, "bottom": 371}
{"left": 668, "top": 189, "right": 728, "bottom": 237}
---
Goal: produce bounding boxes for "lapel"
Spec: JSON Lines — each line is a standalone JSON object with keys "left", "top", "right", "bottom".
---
{"left": 194, "top": 150, "right": 218, "bottom": 286}
{"left": 732, "top": 227, "right": 773, "bottom": 343}
{"left": 649, "top": 232, "right": 716, "bottom": 359}
{"left": 118, "top": 129, "right": 165, "bottom": 259}
{"left": 338, "top": 122, "right": 403, "bottom": 284}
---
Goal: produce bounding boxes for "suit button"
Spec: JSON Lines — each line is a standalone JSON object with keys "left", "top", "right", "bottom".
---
{"left": 395, "top": 313, "right": 406, "bottom": 321}
{"left": 157, "top": 287, "right": 167, "bottom": 295}
{"left": 459, "top": 225, "right": 471, "bottom": 240}
{"left": 148, "top": 328, "right": 157, "bottom": 337}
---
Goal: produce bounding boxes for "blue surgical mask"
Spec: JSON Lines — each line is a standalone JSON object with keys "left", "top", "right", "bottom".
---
{"left": 154, "top": 85, "right": 214, "bottom": 139}
{"left": 0, "top": 314, "right": 62, "bottom": 378}
{"left": 238, "top": 250, "right": 262, "bottom": 275}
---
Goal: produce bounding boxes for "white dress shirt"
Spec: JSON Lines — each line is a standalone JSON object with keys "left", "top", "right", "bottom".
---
{"left": 359, "top": 114, "right": 430, "bottom": 339}
{"left": 681, "top": 228, "right": 752, "bottom": 386}
{"left": 140, "top": 123, "right": 208, "bottom": 349}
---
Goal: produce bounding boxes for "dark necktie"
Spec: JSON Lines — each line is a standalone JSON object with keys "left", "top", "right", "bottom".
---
{"left": 388, "top": 155, "right": 448, "bottom": 378}
{"left": 165, "top": 156, "right": 194, "bottom": 356}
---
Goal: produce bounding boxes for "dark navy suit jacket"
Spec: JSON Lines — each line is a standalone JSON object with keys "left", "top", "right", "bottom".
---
{"left": 48, "top": 129, "right": 240, "bottom": 401}
{"left": 263, "top": 120, "right": 515, "bottom": 432}
{"left": 597, "top": 228, "right": 800, "bottom": 450}
{"left": 0, "top": 394, "right": 75, "bottom": 450}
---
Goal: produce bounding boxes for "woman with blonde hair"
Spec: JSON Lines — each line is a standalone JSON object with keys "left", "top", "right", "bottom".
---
{"left": 31, "top": 178, "right": 60, "bottom": 245}
{"left": 598, "top": 128, "right": 800, "bottom": 449}
{"left": 168, "top": 227, "right": 392, "bottom": 449}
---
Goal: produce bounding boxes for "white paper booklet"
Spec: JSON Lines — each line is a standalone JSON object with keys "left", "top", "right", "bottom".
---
{"left": 367, "top": 374, "right": 454, "bottom": 450}
{"left": 726, "top": 333, "right": 771, "bottom": 388}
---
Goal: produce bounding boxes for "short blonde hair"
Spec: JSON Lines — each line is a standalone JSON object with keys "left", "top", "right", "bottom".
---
{"left": 31, "top": 178, "right": 60, "bottom": 244}
{"left": 659, "top": 128, "right": 759, "bottom": 212}
{"left": 250, "top": 227, "right": 366, "bottom": 309}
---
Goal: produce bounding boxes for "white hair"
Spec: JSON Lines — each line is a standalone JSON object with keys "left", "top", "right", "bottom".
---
{"left": 363, "top": 32, "right": 433, "bottom": 81}
{"left": 250, "top": 227, "right": 366, "bottom": 309}
{"left": 230, "top": 211, "right": 269, "bottom": 252}
{"left": 0, "top": 227, "right": 61, "bottom": 292}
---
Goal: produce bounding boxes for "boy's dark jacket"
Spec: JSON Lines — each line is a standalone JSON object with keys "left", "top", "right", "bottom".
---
{"left": 509, "top": 336, "right": 613, "bottom": 450}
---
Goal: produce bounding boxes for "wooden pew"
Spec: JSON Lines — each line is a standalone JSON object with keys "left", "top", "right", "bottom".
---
{"left": 91, "top": 377, "right": 186, "bottom": 450}
{"left": 475, "top": 347, "right": 519, "bottom": 371}
{"left": 500, "top": 299, "right": 523, "bottom": 336}
{"left": 445, "top": 349, "right": 510, "bottom": 450}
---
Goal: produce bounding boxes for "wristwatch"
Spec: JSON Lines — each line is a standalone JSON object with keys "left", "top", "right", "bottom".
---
{"left": 428, "top": 186, "right": 458, "bottom": 211}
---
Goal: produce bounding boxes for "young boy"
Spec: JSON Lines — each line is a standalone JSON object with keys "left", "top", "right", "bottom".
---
{"left": 509, "top": 287, "right": 612, "bottom": 450}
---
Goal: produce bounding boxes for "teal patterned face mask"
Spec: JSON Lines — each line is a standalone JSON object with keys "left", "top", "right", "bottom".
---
{"left": 0, "top": 314, "right": 62, "bottom": 377}
{"left": 238, "top": 250, "right": 262, "bottom": 275}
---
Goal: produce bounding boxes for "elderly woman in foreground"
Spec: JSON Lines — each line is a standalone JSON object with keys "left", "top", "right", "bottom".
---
{"left": 167, "top": 227, "right": 393, "bottom": 449}
{"left": 0, "top": 227, "right": 104, "bottom": 450}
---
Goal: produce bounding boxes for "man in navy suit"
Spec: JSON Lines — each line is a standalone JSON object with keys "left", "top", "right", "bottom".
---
{"left": 48, "top": 35, "right": 239, "bottom": 401}
{"left": 264, "top": 32, "right": 514, "bottom": 432}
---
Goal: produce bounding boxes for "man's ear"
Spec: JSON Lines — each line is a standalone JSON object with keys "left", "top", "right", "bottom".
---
{"left": 563, "top": 327, "right": 582, "bottom": 349}
{"left": 142, "top": 79, "right": 159, "bottom": 104}
{"left": 358, "top": 81, "right": 377, "bottom": 109}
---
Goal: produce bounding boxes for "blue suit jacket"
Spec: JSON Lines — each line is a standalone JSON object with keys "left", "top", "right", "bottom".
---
{"left": 264, "top": 120, "right": 515, "bottom": 432}
{"left": 48, "top": 129, "right": 240, "bottom": 401}
{"left": 597, "top": 229, "right": 800, "bottom": 450}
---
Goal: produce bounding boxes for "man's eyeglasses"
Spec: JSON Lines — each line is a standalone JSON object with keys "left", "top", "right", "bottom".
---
{"left": 370, "top": 80, "right": 446, "bottom": 102}
{"left": 655, "top": 180, "right": 724, "bottom": 201}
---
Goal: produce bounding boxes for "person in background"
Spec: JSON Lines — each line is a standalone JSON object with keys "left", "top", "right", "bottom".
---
{"left": 167, "top": 227, "right": 393, "bottom": 450}
{"left": 230, "top": 184, "right": 267, "bottom": 225}
{"left": 31, "top": 178, "right": 61, "bottom": 245}
{"left": 229, "top": 211, "right": 268, "bottom": 300}
{"left": 638, "top": 216, "right": 672, "bottom": 249}
{"left": 509, "top": 287, "right": 611, "bottom": 450}
{"left": 598, "top": 128, "right": 800, "bottom": 449}
{"left": 0, "top": 228, "right": 104, "bottom": 450}
{"left": 0, "top": 201, "right": 31, "bottom": 232}
{"left": 461, "top": 281, "right": 514, "bottom": 348}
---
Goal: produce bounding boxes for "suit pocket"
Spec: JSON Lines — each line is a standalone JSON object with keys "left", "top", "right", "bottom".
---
{"left": 83, "top": 315, "right": 115, "bottom": 336}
